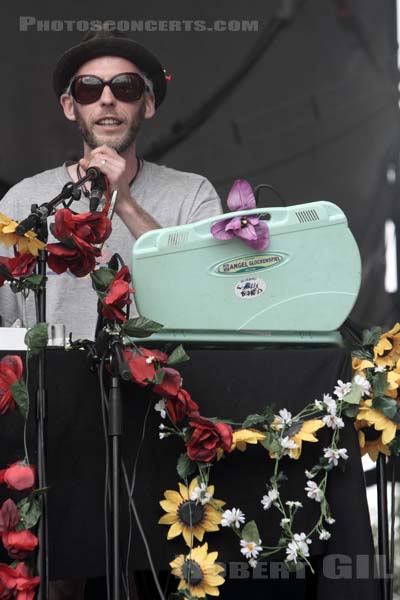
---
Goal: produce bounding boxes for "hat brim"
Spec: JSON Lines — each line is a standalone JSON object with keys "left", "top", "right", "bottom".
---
{"left": 53, "top": 36, "right": 166, "bottom": 108}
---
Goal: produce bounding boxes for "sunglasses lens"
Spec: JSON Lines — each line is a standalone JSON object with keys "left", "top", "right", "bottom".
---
{"left": 110, "top": 74, "right": 145, "bottom": 102}
{"left": 71, "top": 76, "right": 103, "bottom": 104}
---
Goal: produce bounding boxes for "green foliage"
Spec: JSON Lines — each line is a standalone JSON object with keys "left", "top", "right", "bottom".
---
{"left": 168, "top": 345, "right": 190, "bottom": 366}
{"left": 16, "top": 496, "right": 41, "bottom": 530}
{"left": 121, "top": 317, "right": 163, "bottom": 338}
{"left": 24, "top": 323, "right": 48, "bottom": 356}
{"left": 10, "top": 380, "right": 29, "bottom": 419}
{"left": 177, "top": 453, "right": 196, "bottom": 480}
{"left": 241, "top": 520, "right": 260, "bottom": 543}
{"left": 362, "top": 327, "right": 382, "bottom": 347}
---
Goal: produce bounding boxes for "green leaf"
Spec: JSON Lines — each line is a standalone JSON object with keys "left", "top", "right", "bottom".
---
{"left": 10, "top": 380, "right": 29, "bottom": 419}
{"left": 23, "top": 274, "right": 46, "bottom": 291}
{"left": 24, "top": 323, "right": 48, "bottom": 356}
{"left": 176, "top": 453, "right": 196, "bottom": 480}
{"left": 372, "top": 372, "right": 389, "bottom": 397}
{"left": 90, "top": 268, "right": 116, "bottom": 294}
{"left": 342, "top": 383, "right": 362, "bottom": 405}
{"left": 241, "top": 520, "right": 260, "bottom": 543}
{"left": 372, "top": 396, "right": 398, "bottom": 419}
{"left": 121, "top": 317, "right": 163, "bottom": 338}
{"left": 351, "top": 349, "right": 373, "bottom": 361}
{"left": 362, "top": 326, "right": 382, "bottom": 347}
{"left": 151, "top": 370, "right": 165, "bottom": 385}
{"left": 16, "top": 497, "right": 41, "bottom": 530}
{"left": 263, "top": 405, "right": 276, "bottom": 425}
{"left": 260, "top": 432, "right": 281, "bottom": 455}
{"left": 167, "top": 345, "right": 190, "bottom": 366}
{"left": 242, "top": 414, "right": 267, "bottom": 428}
{"left": 342, "top": 403, "right": 359, "bottom": 418}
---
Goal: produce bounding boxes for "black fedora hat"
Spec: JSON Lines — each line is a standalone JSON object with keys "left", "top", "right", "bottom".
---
{"left": 53, "top": 31, "right": 167, "bottom": 108}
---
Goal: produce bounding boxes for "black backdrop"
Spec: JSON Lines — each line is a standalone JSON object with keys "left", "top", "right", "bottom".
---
{"left": 1, "top": 0, "right": 399, "bottom": 326}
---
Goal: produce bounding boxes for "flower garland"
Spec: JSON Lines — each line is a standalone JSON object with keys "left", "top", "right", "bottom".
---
{"left": 2, "top": 184, "right": 400, "bottom": 599}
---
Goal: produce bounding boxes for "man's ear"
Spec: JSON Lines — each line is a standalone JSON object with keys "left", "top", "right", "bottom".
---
{"left": 143, "top": 93, "right": 156, "bottom": 120}
{"left": 60, "top": 94, "right": 76, "bottom": 122}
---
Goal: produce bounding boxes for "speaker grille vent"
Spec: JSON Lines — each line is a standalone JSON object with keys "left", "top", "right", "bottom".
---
{"left": 295, "top": 209, "right": 320, "bottom": 223}
{"left": 167, "top": 232, "right": 189, "bottom": 247}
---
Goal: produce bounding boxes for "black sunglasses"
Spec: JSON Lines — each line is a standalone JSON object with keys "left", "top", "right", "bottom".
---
{"left": 68, "top": 72, "right": 148, "bottom": 105}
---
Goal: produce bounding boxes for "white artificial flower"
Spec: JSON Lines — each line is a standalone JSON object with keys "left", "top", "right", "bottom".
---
{"left": 240, "top": 538, "right": 262, "bottom": 559}
{"left": 285, "top": 533, "right": 311, "bottom": 563}
{"left": 333, "top": 380, "right": 352, "bottom": 400}
{"left": 305, "top": 481, "right": 324, "bottom": 502}
{"left": 325, "top": 517, "right": 336, "bottom": 524}
{"left": 293, "top": 533, "right": 312, "bottom": 557}
{"left": 261, "top": 489, "right": 279, "bottom": 510}
{"left": 280, "top": 518, "right": 291, "bottom": 527}
{"left": 280, "top": 436, "right": 300, "bottom": 459}
{"left": 305, "top": 470, "right": 315, "bottom": 479}
{"left": 286, "top": 500, "right": 303, "bottom": 509}
{"left": 274, "top": 409, "right": 293, "bottom": 430}
{"left": 285, "top": 541, "right": 299, "bottom": 563}
{"left": 314, "top": 399, "right": 323, "bottom": 410}
{"left": 319, "top": 530, "right": 331, "bottom": 540}
{"left": 323, "top": 447, "right": 349, "bottom": 466}
{"left": 154, "top": 399, "right": 167, "bottom": 419}
{"left": 145, "top": 355, "right": 156, "bottom": 364}
{"left": 353, "top": 374, "right": 371, "bottom": 397}
{"left": 322, "top": 414, "right": 345, "bottom": 430}
{"left": 159, "top": 432, "right": 165, "bottom": 439}
{"left": 221, "top": 508, "right": 246, "bottom": 528}
{"left": 249, "top": 558, "right": 258, "bottom": 569}
{"left": 374, "top": 365, "right": 385, "bottom": 373}
{"left": 323, "top": 394, "right": 337, "bottom": 415}
{"left": 190, "top": 482, "right": 212, "bottom": 506}
{"left": 159, "top": 423, "right": 165, "bottom": 430}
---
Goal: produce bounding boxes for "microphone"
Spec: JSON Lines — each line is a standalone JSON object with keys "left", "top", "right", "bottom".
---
{"left": 87, "top": 167, "right": 106, "bottom": 212}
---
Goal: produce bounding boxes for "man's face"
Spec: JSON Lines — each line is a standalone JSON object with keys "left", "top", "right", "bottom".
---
{"left": 60, "top": 56, "right": 155, "bottom": 153}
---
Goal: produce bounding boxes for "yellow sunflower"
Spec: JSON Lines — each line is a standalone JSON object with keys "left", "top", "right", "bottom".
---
{"left": 352, "top": 357, "right": 374, "bottom": 375}
{"left": 216, "top": 428, "right": 266, "bottom": 459}
{"left": 374, "top": 323, "right": 400, "bottom": 369}
{"left": 0, "top": 212, "right": 46, "bottom": 257}
{"left": 357, "top": 427, "right": 391, "bottom": 461}
{"left": 270, "top": 419, "right": 325, "bottom": 460}
{"left": 386, "top": 361, "right": 400, "bottom": 398}
{"left": 159, "top": 478, "right": 224, "bottom": 546}
{"left": 170, "top": 542, "right": 225, "bottom": 598}
{"left": 355, "top": 400, "right": 397, "bottom": 445}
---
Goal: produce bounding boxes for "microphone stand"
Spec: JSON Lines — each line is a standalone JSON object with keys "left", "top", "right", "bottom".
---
{"left": 108, "top": 340, "right": 131, "bottom": 600}
{"left": 16, "top": 170, "right": 99, "bottom": 600}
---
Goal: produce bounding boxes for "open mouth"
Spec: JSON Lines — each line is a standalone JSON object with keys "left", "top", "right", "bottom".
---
{"left": 95, "top": 118, "right": 123, "bottom": 128}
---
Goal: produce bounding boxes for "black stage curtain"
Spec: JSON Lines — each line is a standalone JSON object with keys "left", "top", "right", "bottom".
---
{"left": 0, "top": 346, "right": 380, "bottom": 599}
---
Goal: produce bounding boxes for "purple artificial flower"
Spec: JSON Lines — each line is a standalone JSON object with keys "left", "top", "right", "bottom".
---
{"left": 211, "top": 179, "right": 270, "bottom": 250}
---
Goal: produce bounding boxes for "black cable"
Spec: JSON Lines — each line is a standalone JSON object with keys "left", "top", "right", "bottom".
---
{"left": 389, "top": 457, "right": 396, "bottom": 600}
{"left": 99, "top": 355, "right": 111, "bottom": 600}
{"left": 122, "top": 463, "right": 167, "bottom": 600}
{"left": 143, "top": 0, "right": 308, "bottom": 162}
{"left": 254, "top": 183, "right": 286, "bottom": 207}
{"left": 124, "top": 397, "right": 152, "bottom": 595}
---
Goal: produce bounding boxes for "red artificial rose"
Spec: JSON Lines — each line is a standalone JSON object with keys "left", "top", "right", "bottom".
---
{"left": 2, "top": 530, "right": 38, "bottom": 559}
{"left": 0, "top": 355, "right": 23, "bottom": 415}
{"left": 165, "top": 388, "right": 199, "bottom": 423}
{"left": 102, "top": 266, "right": 134, "bottom": 322}
{"left": 153, "top": 368, "right": 182, "bottom": 397}
{"left": 0, "top": 499, "right": 19, "bottom": 534}
{"left": 124, "top": 348, "right": 168, "bottom": 387}
{"left": 186, "top": 416, "right": 233, "bottom": 463}
{"left": 47, "top": 240, "right": 97, "bottom": 278}
{"left": 0, "top": 562, "right": 40, "bottom": 600}
{"left": 3, "top": 463, "right": 35, "bottom": 491}
{"left": 52, "top": 208, "right": 111, "bottom": 245}
{"left": 0, "top": 255, "right": 36, "bottom": 287}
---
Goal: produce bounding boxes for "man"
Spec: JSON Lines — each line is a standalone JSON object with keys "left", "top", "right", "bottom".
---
{"left": 0, "top": 30, "right": 222, "bottom": 599}
{"left": 0, "top": 30, "right": 222, "bottom": 340}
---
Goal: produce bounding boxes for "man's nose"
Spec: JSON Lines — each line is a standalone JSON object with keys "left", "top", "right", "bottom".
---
{"left": 99, "top": 83, "right": 116, "bottom": 104}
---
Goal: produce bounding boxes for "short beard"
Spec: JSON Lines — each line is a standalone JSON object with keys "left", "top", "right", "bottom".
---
{"left": 73, "top": 98, "right": 146, "bottom": 153}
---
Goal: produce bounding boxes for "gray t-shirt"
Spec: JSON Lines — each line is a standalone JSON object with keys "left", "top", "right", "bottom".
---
{"left": 0, "top": 160, "right": 222, "bottom": 339}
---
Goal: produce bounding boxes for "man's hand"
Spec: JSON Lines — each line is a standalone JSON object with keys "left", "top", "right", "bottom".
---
{"left": 79, "top": 145, "right": 132, "bottom": 202}
{"left": 78, "top": 145, "right": 160, "bottom": 239}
